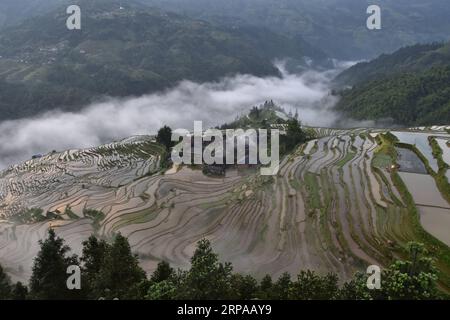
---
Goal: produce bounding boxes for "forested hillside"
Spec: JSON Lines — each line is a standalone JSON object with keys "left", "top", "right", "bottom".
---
{"left": 0, "top": 0, "right": 325, "bottom": 120}
{"left": 334, "top": 42, "right": 450, "bottom": 126}
{"left": 140, "top": 0, "right": 450, "bottom": 60}
{"left": 335, "top": 43, "right": 450, "bottom": 86}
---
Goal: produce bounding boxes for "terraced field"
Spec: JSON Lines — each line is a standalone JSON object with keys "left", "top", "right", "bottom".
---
{"left": 1, "top": 128, "right": 450, "bottom": 292}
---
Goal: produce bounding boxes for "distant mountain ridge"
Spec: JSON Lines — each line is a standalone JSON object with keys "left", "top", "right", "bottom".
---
{"left": 335, "top": 43, "right": 450, "bottom": 86}
{"left": 138, "top": 0, "right": 450, "bottom": 60}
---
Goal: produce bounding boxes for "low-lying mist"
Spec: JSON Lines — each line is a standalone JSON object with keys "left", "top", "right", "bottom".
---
{"left": 0, "top": 63, "right": 361, "bottom": 169}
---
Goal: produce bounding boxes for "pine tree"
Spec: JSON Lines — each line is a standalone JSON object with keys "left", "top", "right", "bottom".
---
{"left": 229, "top": 274, "right": 258, "bottom": 299}
{"left": 29, "top": 229, "right": 81, "bottom": 300}
{"left": 151, "top": 261, "right": 174, "bottom": 284}
{"left": 272, "top": 272, "right": 291, "bottom": 300}
{"left": 280, "top": 118, "right": 307, "bottom": 154}
{"left": 11, "top": 282, "right": 28, "bottom": 300}
{"left": 181, "top": 239, "right": 233, "bottom": 299}
{"left": 93, "top": 233, "right": 146, "bottom": 299}
{"left": 80, "top": 235, "right": 109, "bottom": 299}
{"left": 257, "top": 274, "right": 273, "bottom": 299}
{"left": 156, "top": 126, "right": 174, "bottom": 151}
{"left": 146, "top": 280, "right": 178, "bottom": 300}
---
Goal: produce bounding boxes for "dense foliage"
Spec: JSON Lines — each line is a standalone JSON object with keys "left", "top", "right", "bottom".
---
{"left": 336, "top": 65, "right": 450, "bottom": 126}
{"left": 4, "top": 1, "right": 450, "bottom": 60}
{"left": 0, "top": 229, "right": 445, "bottom": 300}
{"left": 333, "top": 42, "right": 450, "bottom": 126}
{"left": 156, "top": 126, "right": 174, "bottom": 152}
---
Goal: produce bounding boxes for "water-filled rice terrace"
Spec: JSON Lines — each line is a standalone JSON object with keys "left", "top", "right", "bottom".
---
{"left": 1, "top": 128, "right": 450, "bottom": 291}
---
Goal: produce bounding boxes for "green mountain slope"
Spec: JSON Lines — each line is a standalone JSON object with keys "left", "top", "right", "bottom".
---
{"left": 0, "top": 0, "right": 325, "bottom": 120}
{"left": 335, "top": 66, "right": 450, "bottom": 126}
{"left": 333, "top": 43, "right": 450, "bottom": 125}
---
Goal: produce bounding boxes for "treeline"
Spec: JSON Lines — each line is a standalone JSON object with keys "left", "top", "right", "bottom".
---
{"left": 0, "top": 230, "right": 446, "bottom": 300}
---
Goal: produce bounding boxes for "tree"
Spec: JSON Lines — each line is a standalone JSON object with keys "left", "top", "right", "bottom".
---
{"left": 93, "top": 233, "right": 146, "bottom": 299}
{"left": 146, "top": 280, "right": 178, "bottom": 300}
{"left": 289, "top": 270, "right": 339, "bottom": 300}
{"left": 143, "top": 260, "right": 176, "bottom": 299}
{"left": 29, "top": 229, "right": 81, "bottom": 300}
{"left": 338, "top": 272, "right": 373, "bottom": 300}
{"left": 380, "top": 242, "right": 439, "bottom": 300}
{"left": 80, "top": 235, "right": 109, "bottom": 299}
{"left": 156, "top": 126, "right": 174, "bottom": 151}
{"left": 181, "top": 239, "right": 233, "bottom": 299}
{"left": 280, "top": 118, "right": 307, "bottom": 154}
{"left": 229, "top": 274, "right": 258, "bottom": 300}
{"left": 11, "top": 282, "right": 28, "bottom": 300}
{"left": 151, "top": 261, "right": 175, "bottom": 284}
{"left": 272, "top": 272, "right": 292, "bottom": 300}
{"left": 0, "top": 263, "right": 12, "bottom": 299}
{"left": 249, "top": 106, "right": 261, "bottom": 119}
{"left": 257, "top": 274, "right": 273, "bottom": 299}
